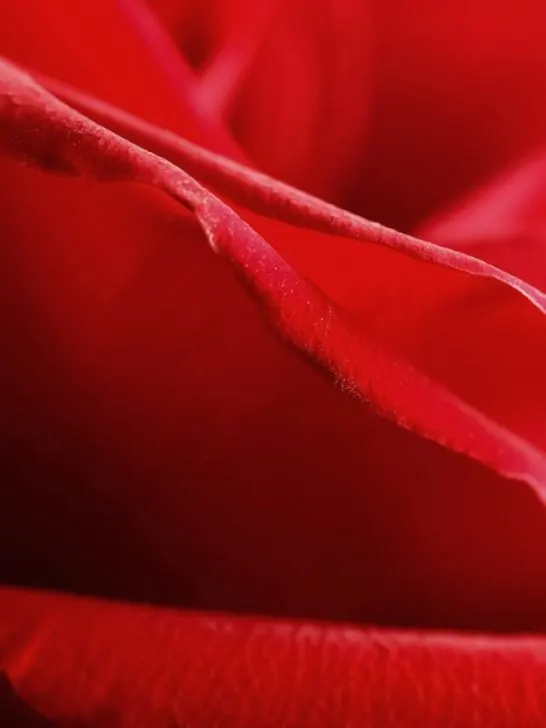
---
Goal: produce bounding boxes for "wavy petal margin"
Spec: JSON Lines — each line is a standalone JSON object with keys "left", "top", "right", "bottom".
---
{"left": 2, "top": 587, "right": 546, "bottom": 727}
{"left": 2, "top": 59, "right": 544, "bottom": 490}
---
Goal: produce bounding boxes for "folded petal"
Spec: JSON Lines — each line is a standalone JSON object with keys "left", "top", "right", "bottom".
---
{"left": 2, "top": 59, "right": 546, "bottom": 634}
{"left": 419, "top": 152, "right": 546, "bottom": 293}
{"left": 224, "top": 0, "right": 371, "bottom": 202}
{"left": 154, "top": 0, "right": 546, "bottom": 227}
{"left": 3, "top": 588, "right": 546, "bottom": 727}
{"left": 350, "top": 0, "right": 546, "bottom": 230}
{"left": 0, "top": 0, "right": 246, "bottom": 159}
{"left": 151, "top": 0, "right": 371, "bottom": 202}
{"left": 46, "top": 72, "right": 546, "bottom": 456}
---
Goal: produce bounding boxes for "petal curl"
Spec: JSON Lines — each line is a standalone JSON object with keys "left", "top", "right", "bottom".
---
{"left": 0, "top": 0, "right": 246, "bottom": 160}
{"left": 419, "top": 152, "right": 546, "bottom": 294}
{"left": 2, "top": 60, "right": 546, "bottom": 633}
{"left": 3, "top": 588, "right": 546, "bottom": 727}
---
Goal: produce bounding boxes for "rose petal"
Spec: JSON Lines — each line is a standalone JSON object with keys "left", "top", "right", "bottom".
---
{"left": 152, "top": 0, "right": 546, "bottom": 229}
{"left": 0, "top": 0, "right": 246, "bottom": 159}
{"left": 151, "top": 0, "right": 371, "bottom": 202}
{"left": 2, "top": 60, "right": 546, "bottom": 632}
{"left": 419, "top": 152, "right": 546, "bottom": 293}
{"left": 226, "top": 0, "right": 371, "bottom": 202}
{"left": 2, "top": 587, "right": 546, "bottom": 727}
{"left": 348, "top": 0, "right": 546, "bottom": 230}
{"left": 41, "top": 73, "right": 546, "bottom": 455}
{"left": 0, "top": 672, "right": 54, "bottom": 727}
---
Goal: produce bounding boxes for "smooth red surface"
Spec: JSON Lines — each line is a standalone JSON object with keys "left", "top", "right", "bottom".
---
{"left": 1, "top": 1, "right": 546, "bottom": 725}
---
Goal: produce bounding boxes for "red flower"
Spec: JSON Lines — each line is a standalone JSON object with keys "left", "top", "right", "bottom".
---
{"left": 1, "top": 1, "right": 546, "bottom": 725}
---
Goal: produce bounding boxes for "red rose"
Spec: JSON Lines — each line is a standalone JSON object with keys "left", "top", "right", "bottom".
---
{"left": 1, "top": 1, "right": 546, "bottom": 726}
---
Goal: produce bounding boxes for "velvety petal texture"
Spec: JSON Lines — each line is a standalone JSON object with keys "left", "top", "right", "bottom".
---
{"left": 3, "top": 588, "right": 546, "bottom": 727}
{"left": 1, "top": 0, "right": 546, "bottom": 726}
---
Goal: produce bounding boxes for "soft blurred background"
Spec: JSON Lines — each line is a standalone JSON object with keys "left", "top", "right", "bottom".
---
{"left": 1, "top": 0, "right": 546, "bottom": 236}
